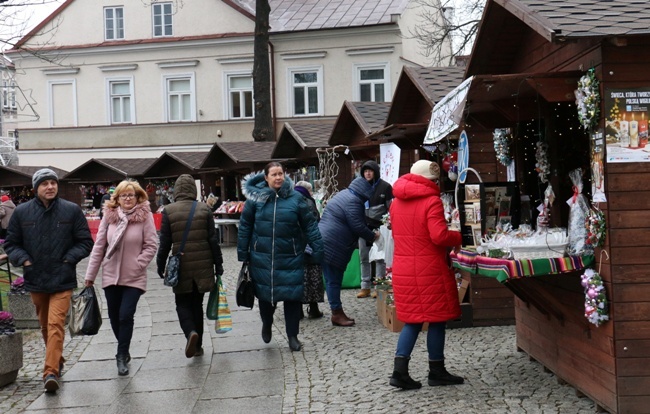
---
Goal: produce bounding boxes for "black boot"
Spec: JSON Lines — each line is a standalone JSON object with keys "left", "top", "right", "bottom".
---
{"left": 389, "top": 357, "right": 422, "bottom": 390}
{"left": 288, "top": 336, "right": 302, "bottom": 352}
{"left": 116, "top": 354, "right": 129, "bottom": 376}
{"left": 262, "top": 323, "right": 272, "bottom": 344}
{"left": 307, "top": 303, "right": 323, "bottom": 319}
{"left": 428, "top": 360, "right": 464, "bottom": 386}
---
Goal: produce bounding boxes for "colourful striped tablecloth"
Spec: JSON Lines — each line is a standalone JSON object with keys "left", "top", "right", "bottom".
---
{"left": 451, "top": 250, "right": 595, "bottom": 283}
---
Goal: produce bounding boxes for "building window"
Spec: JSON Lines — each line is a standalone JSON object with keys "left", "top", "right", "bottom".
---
{"left": 108, "top": 79, "right": 134, "bottom": 124}
{"left": 164, "top": 74, "right": 195, "bottom": 122}
{"left": 227, "top": 74, "right": 254, "bottom": 119}
{"left": 2, "top": 81, "right": 16, "bottom": 110}
{"left": 355, "top": 64, "right": 389, "bottom": 102}
{"left": 153, "top": 2, "right": 173, "bottom": 37}
{"left": 290, "top": 67, "right": 323, "bottom": 116}
{"left": 105, "top": 7, "right": 125, "bottom": 40}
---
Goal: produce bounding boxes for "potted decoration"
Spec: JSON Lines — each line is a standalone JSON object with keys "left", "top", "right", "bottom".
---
{"left": 0, "top": 311, "right": 23, "bottom": 387}
{"left": 8, "top": 277, "right": 40, "bottom": 329}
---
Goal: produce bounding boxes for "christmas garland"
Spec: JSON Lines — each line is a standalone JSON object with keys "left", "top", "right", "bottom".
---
{"left": 535, "top": 141, "right": 550, "bottom": 183}
{"left": 493, "top": 128, "right": 512, "bottom": 166}
{"left": 585, "top": 208, "right": 606, "bottom": 248}
{"left": 575, "top": 68, "right": 600, "bottom": 131}
{"left": 580, "top": 269, "right": 609, "bottom": 327}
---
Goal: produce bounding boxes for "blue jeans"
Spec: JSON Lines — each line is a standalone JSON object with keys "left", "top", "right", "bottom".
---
{"left": 103, "top": 285, "right": 144, "bottom": 356}
{"left": 322, "top": 262, "right": 344, "bottom": 310}
{"left": 395, "top": 322, "right": 446, "bottom": 361}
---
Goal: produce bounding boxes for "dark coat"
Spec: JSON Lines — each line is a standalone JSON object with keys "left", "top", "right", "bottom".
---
{"left": 318, "top": 177, "right": 376, "bottom": 270}
{"left": 4, "top": 196, "right": 93, "bottom": 293}
{"left": 390, "top": 173, "right": 462, "bottom": 323}
{"left": 156, "top": 174, "right": 223, "bottom": 294}
{"left": 360, "top": 160, "right": 393, "bottom": 229}
{"left": 237, "top": 173, "right": 323, "bottom": 303}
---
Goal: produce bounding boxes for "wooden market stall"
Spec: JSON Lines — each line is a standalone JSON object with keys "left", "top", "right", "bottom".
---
{"left": 436, "top": 0, "right": 650, "bottom": 412}
{"left": 0, "top": 165, "right": 71, "bottom": 203}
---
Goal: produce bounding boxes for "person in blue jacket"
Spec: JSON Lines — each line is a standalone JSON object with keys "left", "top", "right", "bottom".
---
{"left": 318, "top": 176, "right": 378, "bottom": 327}
{"left": 238, "top": 162, "right": 324, "bottom": 351}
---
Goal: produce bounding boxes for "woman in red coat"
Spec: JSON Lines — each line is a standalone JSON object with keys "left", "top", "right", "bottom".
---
{"left": 388, "top": 160, "right": 464, "bottom": 390}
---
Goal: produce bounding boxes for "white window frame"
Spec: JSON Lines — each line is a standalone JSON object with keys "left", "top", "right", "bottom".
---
{"left": 47, "top": 79, "right": 78, "bottom": 127}
{"left": 223, "top": 71, "right": 254, "bottom": 120}
{"left": 152, "top": 2, "right": 173, "bottom": 37}
{"left": 163, "top": 73, "right": 196, "bottom": 122}
{"left": 105, "top": 76, "right": 135, "bottom": 125}
{"left": 287, "top": 66, "right": 324, "bottom": 117}
{"left": 1, "top": 80, "right": 7, "bottom": 109}
{"left": 353, "top": 62, "right": 390, "bottom": 102}
{"left": 104, "top": 6, "right": 125, "bottom": 41}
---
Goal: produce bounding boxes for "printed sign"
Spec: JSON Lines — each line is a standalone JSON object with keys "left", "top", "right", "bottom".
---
{"left": 380, "top": 143, "right": 401, "bottom": 185}
{"left": 605, "top": 88, "right": 650, "bottom": 163}
{"left": 424, "top": 77, "right": 473, "bottom": 144}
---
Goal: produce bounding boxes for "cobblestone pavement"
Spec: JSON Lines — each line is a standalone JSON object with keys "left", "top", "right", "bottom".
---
{"left": 0, "top": 246, "right": 599, "bottom": 413}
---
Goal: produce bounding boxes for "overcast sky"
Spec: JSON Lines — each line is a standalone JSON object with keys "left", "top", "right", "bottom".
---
{"left": 1, "top": 0, "right": 64, "bottom": 50}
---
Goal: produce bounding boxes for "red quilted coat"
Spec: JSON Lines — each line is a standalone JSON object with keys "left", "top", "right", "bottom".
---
{"left": 390, "top": 173, "right": 462, "bottom": 324}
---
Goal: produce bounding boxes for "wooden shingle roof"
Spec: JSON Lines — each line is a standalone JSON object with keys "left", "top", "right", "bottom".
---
{"left": 64, "top": 158, "right": 157, "bottom": 182}
{"left": 143, "top": 152, "right": 209, "bottom": 179}
{"left": 272, "top": 121, "right": 334, "bottom": 158}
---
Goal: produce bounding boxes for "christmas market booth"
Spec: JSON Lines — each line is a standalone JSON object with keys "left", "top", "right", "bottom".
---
{"left": 62, "top": 158, "right": 158, "bottom": 239}
{"left": 426, "top": 0, "right": 650, "bottom": 412}
{"left": 200, "top": 141, "right": 281, "bottom": 244}
{"left": 0, "top": 165, "right": 71, "bottom": 204}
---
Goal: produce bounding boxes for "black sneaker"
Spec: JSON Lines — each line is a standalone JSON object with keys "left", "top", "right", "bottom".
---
{"left": 44, "top": 374, "right": 60, "bottom": 393}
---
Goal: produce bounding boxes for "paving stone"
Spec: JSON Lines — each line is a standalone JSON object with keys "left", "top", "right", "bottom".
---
{"left": 209, "top": 349, "right": 283, "bottom": 374}
{"left": 193, "top": 395, "right": 282, "bottom": 414}
{"left": 200, "top": 369, "right": 284, "bottom": 399}
{"left": 106, "top": 388, "right": 202, "bottom": 414}
{"left": 122, "top": 365, "right": 210, "bottom": 393}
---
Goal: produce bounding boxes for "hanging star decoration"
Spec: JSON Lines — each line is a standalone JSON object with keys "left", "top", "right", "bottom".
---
{"left": 575, "top": 68, "right": 601, "bottom": 131}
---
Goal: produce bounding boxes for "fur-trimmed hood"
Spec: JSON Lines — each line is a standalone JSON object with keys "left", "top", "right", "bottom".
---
{"left": 102, "top": 202, "right": 152, "bottom": 225}
{"left": 241, "top": 172, "right": 294, "bottom": 203}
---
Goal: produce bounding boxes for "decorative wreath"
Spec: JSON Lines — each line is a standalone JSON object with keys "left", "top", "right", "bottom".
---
{"left": 585, "top": 208, "right": 606, "bottom": 248}
{"left": 493, "top": 128, "right": 512, "bottom": 166}
{"left": 535, "top": 141, "right": 550, "bottom": 183}
{"left": 580, "top": 268, "right": 609, "bottom": 327}
{"left": 575, "top": 68, "right": 600, "bottom": 131}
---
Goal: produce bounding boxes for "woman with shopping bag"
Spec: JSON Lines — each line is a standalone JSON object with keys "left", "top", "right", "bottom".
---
{"left": 84, "top": 180, "right": 158, "bottom": 376}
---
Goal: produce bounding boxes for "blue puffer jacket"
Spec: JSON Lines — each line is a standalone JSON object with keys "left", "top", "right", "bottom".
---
{"left": 237, "top": 173, "right": 323, "bottom": 303}
{"left": 318, "top": 177, "right": 376, "bottom": 270}
{"left": 4, "top": 196, "right": 93, "bottom": 293}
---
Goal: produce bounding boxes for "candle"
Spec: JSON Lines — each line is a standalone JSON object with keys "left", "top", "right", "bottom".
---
{"left": 630, "top": 114, "right": 639, "bottom": 148}
{"left": 639, "top": 113, "right": 648, "bottom": 148}
{"left": 619, "top": 114, "right": 630, "bottom": 147}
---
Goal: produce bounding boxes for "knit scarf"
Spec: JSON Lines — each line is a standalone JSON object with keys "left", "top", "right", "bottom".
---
{"left": 105, "top": 206, "right": 137, "bottom": 259}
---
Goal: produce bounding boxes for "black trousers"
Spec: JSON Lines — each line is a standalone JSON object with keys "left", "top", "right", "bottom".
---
{"left": 175, "top": 282, "right": 206, "bottom": 348}
{"left": 259, "top": 299, "right": 301, "bottom": 338}
{"left": 103, "top": 285, "right": 143, "bottom": 356}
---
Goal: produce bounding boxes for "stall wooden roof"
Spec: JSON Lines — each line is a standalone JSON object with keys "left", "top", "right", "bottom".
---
{"left": 0, "top": 165, "right": 69, "bottom": 188}
{"left": 63, "top": 158, "right": 157, "bottom": 183}
{"left": 143, "top": 151, "right": 209, "bottom": 179}
{"left": 200, "top": 141, "right": 281, "bottom": 174}
{"left": 272, "top": 121, "right": 334, "bottom": 159}
{"left": 329, "top": 101, "right": 390, "bottom": 147}
{"left": 467, "top": 0, "right": 650, "bottom": 76}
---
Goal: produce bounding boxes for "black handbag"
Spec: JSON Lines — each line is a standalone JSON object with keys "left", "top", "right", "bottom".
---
{"left": 69, "top": 287, "right": 102, "bottom": 336}
{"left": 164, "top": 201, "right": 197, "bottom": 287}
{"left": 236, "top": 262, "right": 255, "bottom": 308}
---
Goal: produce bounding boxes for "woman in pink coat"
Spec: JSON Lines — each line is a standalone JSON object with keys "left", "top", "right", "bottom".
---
{"left": 388, "top": 160, "right": 463, "bottom": 390}
{"left": 85, "top": 180, "right": 158, "bottom": 376}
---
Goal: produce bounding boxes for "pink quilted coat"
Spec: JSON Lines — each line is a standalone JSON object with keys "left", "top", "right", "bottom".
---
{"left": 390, "top": 173, "right": 462, "bottom": 324}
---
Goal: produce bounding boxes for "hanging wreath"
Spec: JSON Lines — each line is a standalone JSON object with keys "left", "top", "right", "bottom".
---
{"left": 535, "top": 141, "right": 550, "bottom": 183}
{"left": 580, "top": 268, "right": 609, "bottom": 327}
{"left": 575, "top": 68, "right": 600, "bottom": 131}
{"left": 493, "top": 128, "right": 512, "bottom": 166}
{"left": 585, "top": 207, "right": 606, "bottom": 248}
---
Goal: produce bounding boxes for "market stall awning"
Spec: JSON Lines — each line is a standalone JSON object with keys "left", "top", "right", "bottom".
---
{"left": 143, "top": 151, "right": 209, "bottom": 179}
{"left": 272, "top": 121, "right": 334, "bottom": 159}
{"left": 0, "top": 165, "right": 69, "bottom": 188}
{"left": 423, "top": 71, "right": 582, "bottom": 144}
{"left": 63, "top": 158, "right": 157, "bottom": 183}
{"left": 200, "top": 141, "right": 283, "bottom": 174}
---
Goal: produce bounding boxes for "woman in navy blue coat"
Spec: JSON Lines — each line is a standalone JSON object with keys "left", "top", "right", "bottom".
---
{"left": 318, "top": 177, "right": 377, "bottom": 326}
{"left": 238, "top": 162, "right": 323, "bottom": 351}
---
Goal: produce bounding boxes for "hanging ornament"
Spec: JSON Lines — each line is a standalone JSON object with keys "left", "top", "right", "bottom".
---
{"left": 535, "top": 141, "right": 550, "bottom": 183}
{"left": 585, "top": 205, "right": 606, "bottom": 249}
{"left": 493, "top": 128, "right": 512, "bottom": 166}
{"left": 442, "top": 157, "right": 451, "bottom": 172}
{"left": 575, "top": 68, "right": 601, "bottom": 131}
{"left": 580, "top": 268, "right": 609, "bottom": 327}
